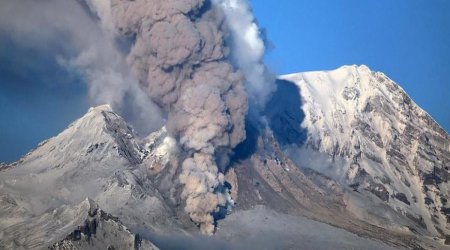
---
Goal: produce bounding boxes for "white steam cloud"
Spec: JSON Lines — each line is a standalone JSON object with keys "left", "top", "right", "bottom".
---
{"left": 213, "top": 0, "right": 275, "bottom": 107}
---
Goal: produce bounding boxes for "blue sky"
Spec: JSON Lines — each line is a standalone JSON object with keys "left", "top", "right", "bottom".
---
{"left": 0, "top": 1, "right": 449, "bottom": 163}
{"left": 0, "top": 37, "right": 89, "bottom": 163}
{"left": 250, "top": 0, "right": 449, "bottom": 131}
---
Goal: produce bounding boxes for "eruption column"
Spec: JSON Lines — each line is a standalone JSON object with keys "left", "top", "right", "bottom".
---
{"left": 111, "top": 0, "right": 248, "bottom": 234}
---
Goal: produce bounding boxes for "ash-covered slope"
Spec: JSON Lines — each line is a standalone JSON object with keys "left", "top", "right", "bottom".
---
{"left": 275, "top": 65, "right": 450, "bottom": 238}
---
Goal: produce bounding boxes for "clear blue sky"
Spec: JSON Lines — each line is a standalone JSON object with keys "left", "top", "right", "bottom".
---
{"left": 250, "top": 0, "right": 449, "bottom": 132}
{"left": 0, "top": 1, "right": 449, "bottom": 163}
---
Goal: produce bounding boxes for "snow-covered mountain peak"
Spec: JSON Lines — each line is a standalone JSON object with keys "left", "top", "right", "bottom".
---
{"left": 8, "top": 104, "right": 146, "bottom": 170}
{"left": 280, "top": 65, "right": 448, "bottom": 155}
{"left": 277, "top": 66, "right": 450, "bottom": 237}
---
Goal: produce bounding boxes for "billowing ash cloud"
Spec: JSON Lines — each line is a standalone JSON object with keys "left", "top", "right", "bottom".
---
{"left": 108, "top": 0, "right": 252, "bottom": 234}
{"left": 0, "top": 0, "right": 164, "bottom": 134}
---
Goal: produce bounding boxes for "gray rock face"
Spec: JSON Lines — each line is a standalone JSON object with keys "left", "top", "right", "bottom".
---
{"left": 394, "top": 192, "right": 411, "bottom": 205}
{"left": 342, "top": 86, "right": 360, "bottom": 101}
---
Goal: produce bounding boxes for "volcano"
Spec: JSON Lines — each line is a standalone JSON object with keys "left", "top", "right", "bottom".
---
{"left": 1, "top": 65, "right": 449, "bottom": 249}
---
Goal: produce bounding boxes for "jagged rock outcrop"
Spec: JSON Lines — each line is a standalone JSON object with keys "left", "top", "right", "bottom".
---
{"left": 50, "top": 199, "right": 159, "bottom": 250}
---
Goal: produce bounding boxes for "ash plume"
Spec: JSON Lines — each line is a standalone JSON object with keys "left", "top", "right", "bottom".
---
{"left": 107, "top": 0, "right": 255, "bottom": 234}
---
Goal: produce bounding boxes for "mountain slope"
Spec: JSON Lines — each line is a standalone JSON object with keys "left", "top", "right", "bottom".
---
{"left": 275, "top": 65, "right": 450, "bottom": 238}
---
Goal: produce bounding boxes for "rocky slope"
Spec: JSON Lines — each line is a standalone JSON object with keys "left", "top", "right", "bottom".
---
{"left": 273, "top": 65, "right": 450, "bottom": 239}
